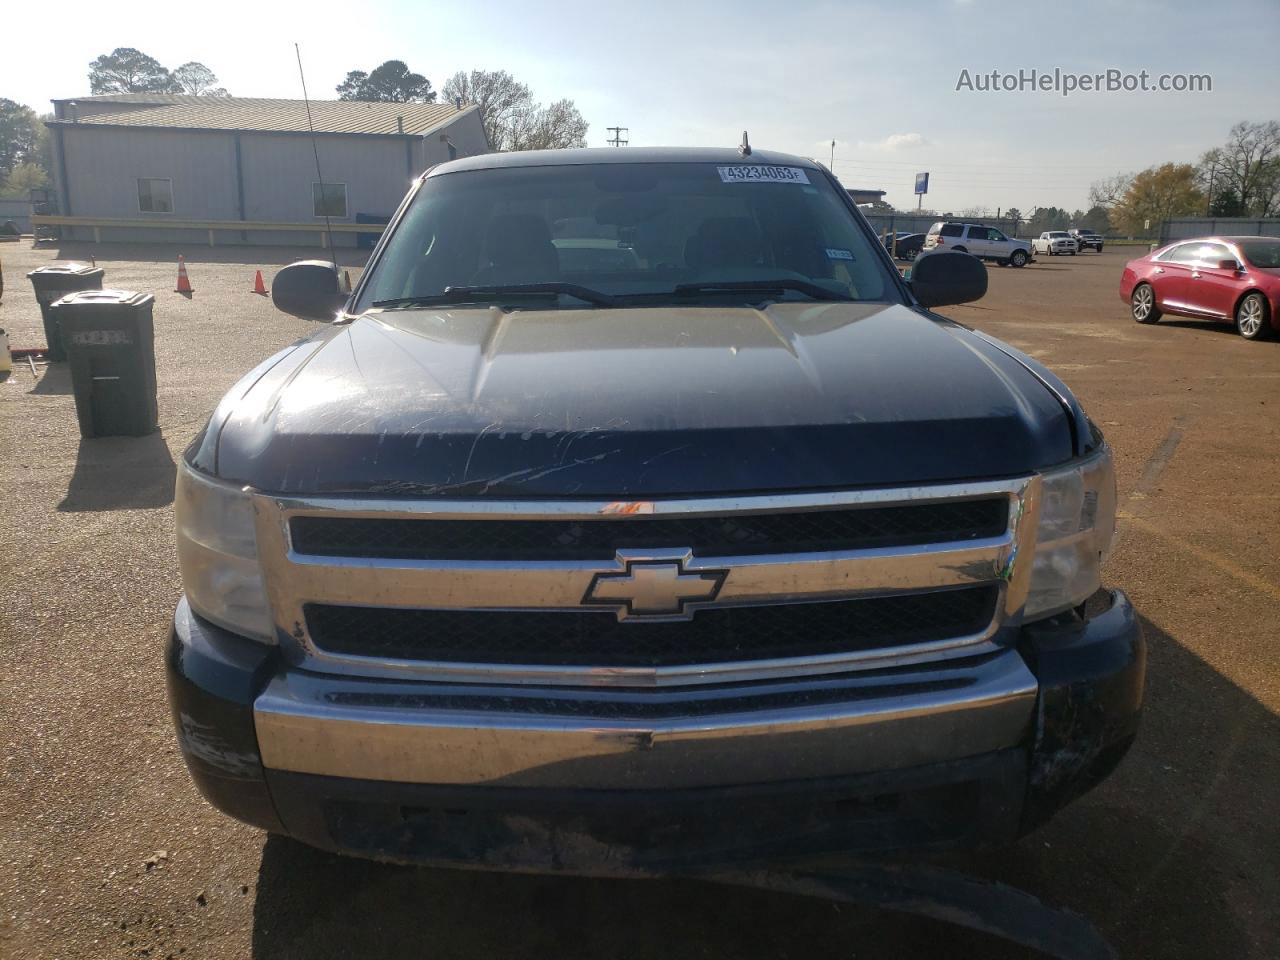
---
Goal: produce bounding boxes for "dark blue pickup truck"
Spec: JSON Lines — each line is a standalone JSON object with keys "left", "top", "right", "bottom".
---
{"left": 168, "top": 147, "right": 1144, "bottom": 873}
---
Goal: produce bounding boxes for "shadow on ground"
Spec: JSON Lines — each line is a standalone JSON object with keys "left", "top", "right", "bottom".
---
{"left": 249, "top": 616, "right": 1276, "bottom": 959}
{"left": 30, "top": 360, "right": 73, "bottom": 395}
{"left": 1153, "top": 319, "right": 1257, "bottom": 338}
{"left": 58, "top": 432, "right": 176, "bottom": 511}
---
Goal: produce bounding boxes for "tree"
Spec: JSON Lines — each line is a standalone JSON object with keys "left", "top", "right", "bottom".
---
{"left": 508, "top": 98, "right": 588, "bottom": 151}
{"left": 1088, "top": 172, "right": 1133, "bottom": 210}
{"left": 1112, "top": 163, "right": 1204, "bottom": 235}
{"left": 1208, "top": 188, "right": 1246, "bottom": 217}
{"left": 1, "top": 161, "right": 49, "bottom": 197}
{"left": 335, "top": 71, "right": 368, "bottom": 100}
{"left": 1199, "top": 121, "right": 1280, "bottom": 216}
{"left": 172, "top": 62, "right": 227, "bottom": 96}
{"left": 959, "top": 205, "right": 991, "bottom": 218}
{"left": 443, "top": 70, "right": 531, "bottom": 149}
{"left": 0, "top": 98, "right": 40, "bottom": 175}
{"left": 1026, "top": 206, "right": 1071, "bottom": 234}
{"left": 1079, "top": 205, "right": 1112, "bottom": 233}
{"left": 1004, "top": 207, "right": 1022, "bottom": 224}
{"left": 443, "top": 70, "right": 587, "bottom": 151}
{"left": 88, "top": 48, "right": 177, "bottom": 94}
{"left": 335, "top": 60, "right": 435, "bottom": 103}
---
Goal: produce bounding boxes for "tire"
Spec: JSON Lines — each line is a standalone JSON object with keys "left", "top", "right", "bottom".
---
{"left": 1236, "top": 292, "right": 1272, "bottom": 340}
{"left": 1131, "top": 283, "right": 1161, "bottom": 324}
{"left": 1010, "top": 249, "right": 1028, "bottom": 268}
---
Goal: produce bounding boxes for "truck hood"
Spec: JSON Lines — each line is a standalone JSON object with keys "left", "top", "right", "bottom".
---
{"left": 199, "top": 302, "right": 1075, "bottom": 497}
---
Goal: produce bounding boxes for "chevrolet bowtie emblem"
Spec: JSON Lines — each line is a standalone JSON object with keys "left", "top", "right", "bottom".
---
{"left": 583, "top": 557, "right": 727, "bottom": 621}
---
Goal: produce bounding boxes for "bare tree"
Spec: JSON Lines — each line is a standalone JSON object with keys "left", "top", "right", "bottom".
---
{"left": 172, "top": 62, "right": 228, "bottom": 96}
{"left": 443, "top": 70, "right": 531, "bottom": 150}
{"left": 443, "top": 70, "right": 586, "bottom": 151}
{"left": 1088, "top": 172, "right": 1133, "bottom": 210}
{"left": 510, "top": 99, "right": 588, "bottom": 151}
{"left": 1200, "top": 121, "right": 1280, "bottom": 216}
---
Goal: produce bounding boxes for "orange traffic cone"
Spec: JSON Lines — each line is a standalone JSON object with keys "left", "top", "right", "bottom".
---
{"left": 175, "top": 256, "right": 193, "bottom": 295}
{"left": 342, "top": 270, "right": 352, "bottom": 292}
{"left": 252, "top": 270, "right": 268, "bottom": 296}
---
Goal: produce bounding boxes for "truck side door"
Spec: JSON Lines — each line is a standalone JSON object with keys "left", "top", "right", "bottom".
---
{"left": 985, "top": 228, "right": 1013, "bottom": 260}
{"left": 964, "top": 226, "right": 992, "bottom": 258}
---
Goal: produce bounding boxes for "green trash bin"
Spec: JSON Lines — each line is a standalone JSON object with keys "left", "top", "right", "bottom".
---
{"left": 27, "top": 263, "right": 105, "bottom": 361}
{"left": 51, "top": 289, "right": 157, "bottom": 438}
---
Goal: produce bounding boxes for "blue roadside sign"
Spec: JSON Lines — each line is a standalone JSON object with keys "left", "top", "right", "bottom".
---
{"left": 914, "top": 172, "right": 930, "bottom": 195}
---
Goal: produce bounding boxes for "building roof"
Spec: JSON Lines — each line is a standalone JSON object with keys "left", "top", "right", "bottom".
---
{"left": 48, "top": 94, "right": 475, "bottom": 137}
{"left": 431, "top": 146, "right": 826, "bottom": 176}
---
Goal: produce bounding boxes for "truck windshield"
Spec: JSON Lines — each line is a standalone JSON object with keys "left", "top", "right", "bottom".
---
{"left": 357, "top": 162, "right": 894, "bottom": 310}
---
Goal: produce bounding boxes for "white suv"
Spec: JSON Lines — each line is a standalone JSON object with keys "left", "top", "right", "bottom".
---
{"left": 1033, "top": 231, "right": 1079, "bottom": 256}
{"left": 923, "top": 222, "right": 1031, "bottom": 267}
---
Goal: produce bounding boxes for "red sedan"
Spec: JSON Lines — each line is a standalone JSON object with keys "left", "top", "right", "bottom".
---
{"left": 1119, "top": 236, "right": 1280, "bottom": 341}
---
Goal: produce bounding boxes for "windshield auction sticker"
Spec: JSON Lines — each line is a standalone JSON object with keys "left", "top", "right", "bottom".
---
{"left": 718, "top": 165, "right": 810, "bottom": 184}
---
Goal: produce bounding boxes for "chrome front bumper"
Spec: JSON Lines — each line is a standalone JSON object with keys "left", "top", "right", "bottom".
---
{"left": 253, "top": 647, "right": 1037, "bottom": 789}
{"left": 171, "top": 592, "right": 1144, "bottom": 869}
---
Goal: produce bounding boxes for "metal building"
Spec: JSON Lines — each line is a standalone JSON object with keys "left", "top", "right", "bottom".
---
{"left": 45, "top": 94, "right": 489, "bottom": 245}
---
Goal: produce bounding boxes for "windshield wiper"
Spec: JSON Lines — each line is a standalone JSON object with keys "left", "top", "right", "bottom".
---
{"left": 373, "top": 283, "right": 619, "bottom": 309}
{"left": 670, "top": 279, "right": 852, "bottom": 302}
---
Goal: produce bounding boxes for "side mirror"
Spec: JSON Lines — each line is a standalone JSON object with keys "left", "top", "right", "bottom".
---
{"left": 909, "top": 250, "right": 988, "bottom": 308}
{"left": 272, "top": 260, "right": 348, "bottom": 322}
{"left": 1217, "top": 258, "right": 1242, "bottom": 272}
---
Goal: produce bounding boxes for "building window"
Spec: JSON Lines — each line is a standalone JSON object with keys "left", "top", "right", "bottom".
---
{"left": 137, "top": 178, "right": 173, "bottom": 213}
{"left": 313, "top": 182, "right": 348, "bottom": 218}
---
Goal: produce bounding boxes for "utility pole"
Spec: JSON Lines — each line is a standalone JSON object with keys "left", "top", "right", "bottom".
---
{"left": 1205, "top": 161, "right": 1217, "bottom": 217}
{"left": 606, "top": 126, "right": 629, "bottom": 147}
{"left": 830, "top": 139, "right": 835, "bottom": 169}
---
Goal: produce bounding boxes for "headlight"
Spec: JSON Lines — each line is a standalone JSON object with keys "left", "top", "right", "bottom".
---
{"left": 175, "top": 461, "right": 274, "bottom": 642}
{"left": 1024, "top": 447, "right": 1117, "bottom": 620}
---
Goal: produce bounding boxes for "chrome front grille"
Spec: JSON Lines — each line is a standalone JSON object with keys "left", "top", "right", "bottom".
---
{"left": 251, "top": 479, "right": 1040, "bottom": 687}
{"left": 304, "top": 586, "right": 1001, "bottom": 667}
{"left": 288, "top": 499, "right": 1011, "bottom": 561}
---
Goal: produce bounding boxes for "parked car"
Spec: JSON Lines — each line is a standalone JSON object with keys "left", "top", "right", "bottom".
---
{"left": 1033, "top": 232, "right": 1078, "bottom": 256}
{"left": 1069, "top": 228, "right": 1104, "bottom": 253}
{"left": 923, "top": 222, "right": 1031, "bottom": 267}
{"left": 883, "top": 232, "right": 926, "bottom": 261}
{"left": 1120, "top": 235, "right": 1280, "bottom": 340}
{"left": 169, "top": 147, "right": 1143, "bottom": 873}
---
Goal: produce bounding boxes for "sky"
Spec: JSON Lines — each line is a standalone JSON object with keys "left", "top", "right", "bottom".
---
{"left": 5, "top": 0, "right": 1278, "bottom": 213}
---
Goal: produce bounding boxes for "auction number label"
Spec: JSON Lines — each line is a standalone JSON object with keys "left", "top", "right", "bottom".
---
{"left": 717, "top": 165, "right": 810, "bottom": 185}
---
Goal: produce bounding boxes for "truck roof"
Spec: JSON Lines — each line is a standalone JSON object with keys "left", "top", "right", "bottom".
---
{"left": 428, "top": 146, "right": 825, "bottom": 177}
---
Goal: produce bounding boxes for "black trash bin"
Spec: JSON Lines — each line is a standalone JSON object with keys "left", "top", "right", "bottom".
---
{"left": 27, "top": 263, "right": 105, "bottom": 361}
{"left": 51, "top": 289, "right": 157, "bottom": 438}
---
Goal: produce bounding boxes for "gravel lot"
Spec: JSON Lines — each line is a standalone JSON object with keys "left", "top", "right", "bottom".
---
{"left": 1, "top": 241, "right": 1277, "bottom": 959}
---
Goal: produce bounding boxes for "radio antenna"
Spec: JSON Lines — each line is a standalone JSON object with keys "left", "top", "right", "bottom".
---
{"left": 295, "top": 43, "right": 338, "bottom": 274}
